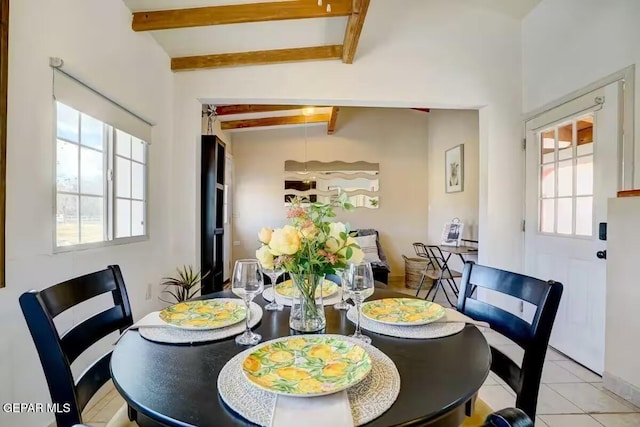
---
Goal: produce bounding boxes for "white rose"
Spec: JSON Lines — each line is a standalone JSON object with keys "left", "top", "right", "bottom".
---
{"left": 256, "top": 245, "right": 275, "bottom": 269}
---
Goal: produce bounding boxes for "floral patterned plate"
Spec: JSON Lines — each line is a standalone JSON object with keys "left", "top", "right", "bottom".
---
{"left": 274, "top": 279, "right": 339, "bottom": 299}
{"left": 159, "top": 299, "right": 247, "bottom": 330}
{"left": 361, "top": 298, "right": 445, "bottom": 326}
{"left": 242, "top": 335, "right": 372, "bottom": 397}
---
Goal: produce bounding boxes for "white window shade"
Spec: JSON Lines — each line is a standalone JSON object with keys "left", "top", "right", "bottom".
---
{"left": 53, "top": 69, "right": 152, "bottom": 142}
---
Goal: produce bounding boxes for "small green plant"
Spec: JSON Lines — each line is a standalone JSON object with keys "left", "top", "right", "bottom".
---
{"left": 159, "top": 265, "right": 210, "bottom": 304}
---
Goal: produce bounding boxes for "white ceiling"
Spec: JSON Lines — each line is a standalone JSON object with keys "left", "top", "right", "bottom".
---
{"left": 122, "top": 0, "right": 542, "bottom": 58}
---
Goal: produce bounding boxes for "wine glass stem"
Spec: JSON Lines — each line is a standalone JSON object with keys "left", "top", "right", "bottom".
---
{"left": 355, "top": 297, "right": 362, "bottom": 335}
{"left": 244, "top": 298, "right": 251, "bottom": 334}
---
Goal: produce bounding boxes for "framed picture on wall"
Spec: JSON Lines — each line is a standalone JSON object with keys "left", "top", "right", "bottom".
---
{"left": 445, "top": 144, "right": 464, "bottom": 193}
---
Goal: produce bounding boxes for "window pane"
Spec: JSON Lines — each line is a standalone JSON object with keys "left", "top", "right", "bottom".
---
{"left": 80, "top": 114, "right": 104, "bottom": 150}
{"left": 558, "top": 122, "right": 574, "bottom": 160}
{"left": 116, "top": 157, "right": 131, "bottom": 198}
{"left": 80, "top": 196, "right": 104, "bottom": 243}
{"left": 57, "top": 194, "right": 79, "bottom": 246}
{"left": 557, "top": 160, "right": 573, "bottom": 197}
{"left": 576, "top": 197, "right": 593, "bottom": 236}
{"left": 132, "top": 137, "right": 145, "bottom": 163}
{"left": 56, "top": 102, "right": 79, "bottom": 142}
{"left": 56, "top": 140, "right": 78, "bottom": 192}
{"left": 116, "top": 198, "right": 131, "bottom": 238}
{"left": 131, "top": 162, "right": 144, "bottom": 200}
{"left": 541, "top": 164, "right": 555, "bottom": 198}
{"left": 80, "top": 148, "right": 104, "bottom": 195}
{"left": 557, "top": 198, "right": 573, "bottom": 234}
{"left": 540, "top": 129, "right": 555, "bottom": 164}
{"left": 116, "top": 129, "right": 131, "bottom": 158}
{"left": 540, "top": 199, "right": 555, "bottom": 233}
{"left": 576, "top": 155, "right": 593, "bottom": 196}
{"left": 577, "top": 116, "right": 594, "bottom": 156}
{"left": 132, "top": 201, "right": 145, "bottom": 236}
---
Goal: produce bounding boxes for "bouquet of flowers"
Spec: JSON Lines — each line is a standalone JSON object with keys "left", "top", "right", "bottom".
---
{"left": 256, "top": 194, "right": 365, "bottom": 331}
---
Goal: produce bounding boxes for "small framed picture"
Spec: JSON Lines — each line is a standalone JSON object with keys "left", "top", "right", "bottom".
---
{"left": 445, "top": 144, "right": 464, "bottom": 193}
{"left": 441, "top": 221, "right": 464, "bottom": 247}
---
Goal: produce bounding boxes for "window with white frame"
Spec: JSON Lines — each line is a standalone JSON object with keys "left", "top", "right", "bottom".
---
{"left": 55, "top": 101, "right": 148, "bottom": 249}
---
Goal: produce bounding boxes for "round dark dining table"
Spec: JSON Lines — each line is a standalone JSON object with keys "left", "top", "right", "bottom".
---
{"left": 110, "top": 288, "right": 491, "bottom": 427}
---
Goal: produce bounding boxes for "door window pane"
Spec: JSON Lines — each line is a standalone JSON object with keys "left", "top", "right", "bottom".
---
{"left": 80, "top": 196, "right": 104, "bottom": 243}
{"left": 131, "top": 162, "right": 145, "bottom": 200}
{"left": 57, "top": 140, "right": 78, "bottom": 192}
{"left": 577, "top": 115, "right": 594, "bottom": 156}
{"left": 116, "top": 199, "right": 131, "bottom": 238}
{"left": 56, "top": 102, "right": 79, "bottom": 142}
{"left": 540, "top": 199, "right": 555, "bottom": 233}
{"left": 576, "top": 156, "right": 593, "bottom": 196}
{"left": 557, "top": 198, "right": 573, "bottom": 234}
{"left": 80, "top": 148, "right": 104, "bottom": 196}
{"left": 558, "top": 122, "right": 574, "bottom": 161}
{"left": 57, "top": 194, "right": 79, "bottom": 246}
{"left": 557, "top": 160, "right": 573, "bottom": 197}
{"left": 132, "top": 201, "right": 145, "bottom": 236}
{"left": 80, "top": 114, "right": 104, "bottom": 150}
{"left": 541, "top": 164, "right": 555, "bottom": 198}
{"left": 116, "top": 129, "right": 131, "bottom": 158}
{"left": 576, "top": 197, "right": 593, "bottom": 236}
{"left": 116, "top": 157, "right": 131, "bottom": 198}
{"left": 540, "top": 130, "right": 555, "bottom": 164}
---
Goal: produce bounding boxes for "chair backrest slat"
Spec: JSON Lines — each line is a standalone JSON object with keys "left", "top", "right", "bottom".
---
{"left": 61, "top": 306, "right": 130, "bottom": 364}
{"left": 39, "top": 271, "right": 118, "bottom": 318}
{"left": 463, "top": 299, "right": 533, "bottom": 347}
{"left": 19, "top": 265, "right": 133, "bottom": 426}
{"left": 457, "top": 262, "right": 563, "bottom": 420}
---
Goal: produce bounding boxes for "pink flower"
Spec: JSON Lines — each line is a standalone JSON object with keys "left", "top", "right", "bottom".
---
{"left": 287, "top": 207, "right": 307, "bottom": 219}
{"left": 318, "top": 249, "right": 338, "bottom": 265}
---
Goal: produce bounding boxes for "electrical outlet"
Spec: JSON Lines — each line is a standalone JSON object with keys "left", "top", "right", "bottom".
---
{"left": 233, "top": 241, "right": 241, "bottom": 246}
{"left": 145, "top": 283, "right": 152, "bottom": 300}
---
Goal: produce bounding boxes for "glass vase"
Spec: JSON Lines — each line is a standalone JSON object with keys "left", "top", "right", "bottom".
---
{"left": 289, "top": 272, "right": 326, "bottom": 332}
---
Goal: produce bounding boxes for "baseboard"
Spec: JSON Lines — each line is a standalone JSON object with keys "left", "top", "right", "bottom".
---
{"left": 603, "top": 371, "right": 640, "bottom": 407}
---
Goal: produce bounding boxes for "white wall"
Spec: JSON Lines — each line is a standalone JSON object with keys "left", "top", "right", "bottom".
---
{"left": 172, "top": 0, "right": 524, "bottom": 277}
{"left": 231, "top": 107, "right": 434, "bottom": 277}
{"left": 427, "top": 110, "right": 480, "bottom": 273}
{"left": 1, "top": 1, "right": 174, "bottom": 425}
{"left": 522, "top": 0, "right": 640, "bottom": 188}
{"left": 605, "top": 196, "right": 640, "bottom": 406}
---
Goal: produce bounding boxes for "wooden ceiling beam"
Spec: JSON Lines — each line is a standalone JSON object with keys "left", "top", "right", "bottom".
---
{"left": 214, "top": 105, "right": 305, "bottom": 116}
{"left": 342, "top": 0, "right": 370, "bottom": 64}
{"left": 327, "top": 107, "right": 340, "bottom": 134}
{"left": 132, "top": 0, "right": 353, "bottom": 32}
{"left": 172, "top": 45, "right": 343, "bottom": 71}
{"left": 221, "top": 114, "right": 331, "bottom": 130}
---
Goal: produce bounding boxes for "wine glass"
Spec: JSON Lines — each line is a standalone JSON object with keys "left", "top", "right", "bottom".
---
{"left": 231, "top": 259, "right": 264, "bottom": 345}
{"left": 346, "top": 262, "right": 375, "bottom": 344}
{"left": 263, "top": 268, "right": 285, "bottom": 311}
{"left": 333, "top": 268, "right": 351, "bottom": 311}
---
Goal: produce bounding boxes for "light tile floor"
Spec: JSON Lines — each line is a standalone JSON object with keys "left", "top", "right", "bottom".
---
{"left": 83, "top": 282, "right": 640, "bottom": 427}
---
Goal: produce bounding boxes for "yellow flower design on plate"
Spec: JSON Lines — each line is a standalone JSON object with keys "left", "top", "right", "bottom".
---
{"left": 159, "top": 299, "right": 247, "bottom": 330}
{"left": 242, "top": 336, "right": 372, "bottom": 397}
{"left": 274, "top": 279, "right": 339, "bottom": 299}
{"left": 361, "top": 298, "right": 445, "bottom": 325}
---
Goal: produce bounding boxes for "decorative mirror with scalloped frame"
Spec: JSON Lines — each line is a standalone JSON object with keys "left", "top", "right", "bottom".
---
{"left": 284, "top": 161, "right": 379, "bottom": 209}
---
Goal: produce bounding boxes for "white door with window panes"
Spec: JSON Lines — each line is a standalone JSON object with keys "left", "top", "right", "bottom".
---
{"left": 524, "top": 83, "right": 621, "bottom": 374}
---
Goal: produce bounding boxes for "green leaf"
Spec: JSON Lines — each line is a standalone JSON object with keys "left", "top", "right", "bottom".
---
{"left": 346, "top": 247, "right": 353, "bottom": 259}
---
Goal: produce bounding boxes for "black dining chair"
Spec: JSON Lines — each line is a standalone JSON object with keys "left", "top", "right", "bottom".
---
{"left": 19, "top": 265, "right": 137, "bottom": 427}
{"left": 457, "top": 262, "right": 563, "bottom": 423}
{"left": 482, "top": 408, "right": 533, "bottom": 427}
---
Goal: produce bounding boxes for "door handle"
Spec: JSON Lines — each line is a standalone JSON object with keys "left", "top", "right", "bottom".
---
{"left": 596, "top": 250, "right": 607, "bottom": 260}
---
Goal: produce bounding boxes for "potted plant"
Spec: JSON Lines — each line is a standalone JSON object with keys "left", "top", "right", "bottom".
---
{"left": 159, "top": 265, "right": 210, "bottom": 304}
